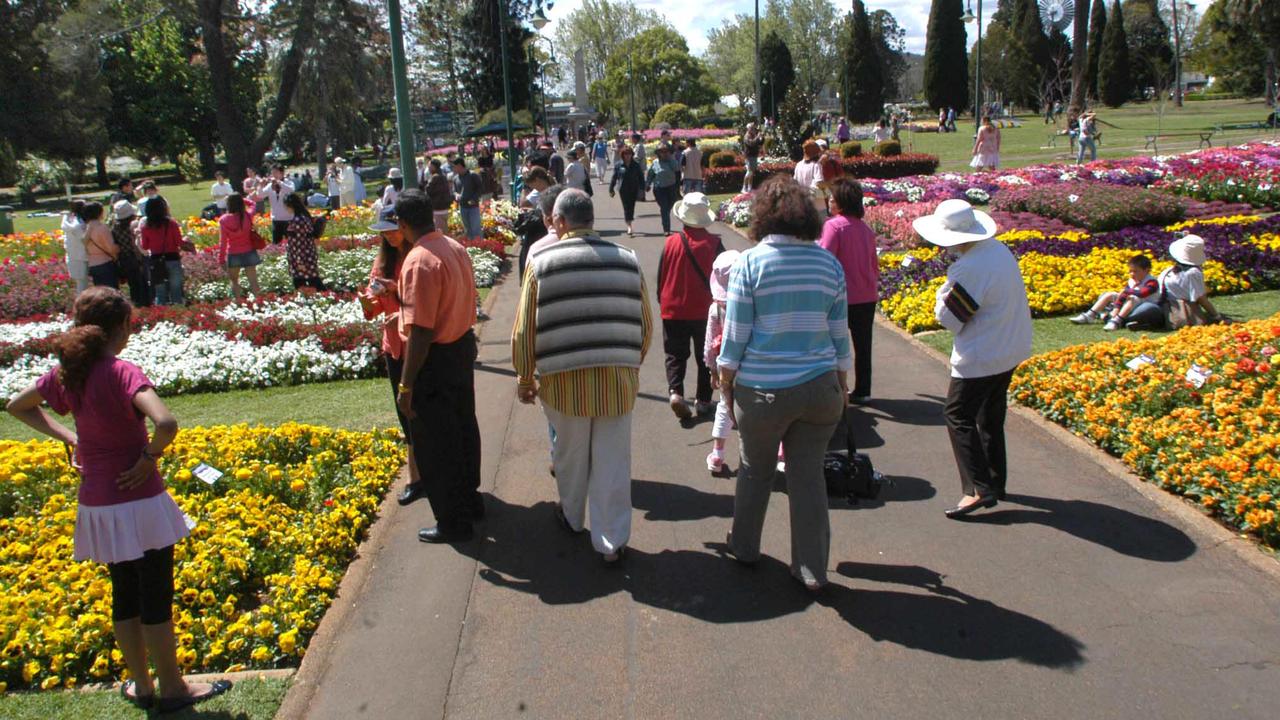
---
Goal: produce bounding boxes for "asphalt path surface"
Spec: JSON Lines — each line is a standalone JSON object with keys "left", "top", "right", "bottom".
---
{"left": 299, "top": 179, "right": 1280, "bottom": 720}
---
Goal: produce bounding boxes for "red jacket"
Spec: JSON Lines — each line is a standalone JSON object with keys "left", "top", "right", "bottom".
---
{"left": 657, "top": 226, "right": 723, "bottom": 320}
{"left": 140, "top": 219, "right": 184, "bottom": 256}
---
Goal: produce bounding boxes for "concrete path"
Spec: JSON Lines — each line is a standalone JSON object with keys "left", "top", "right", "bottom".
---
{"left": 291, "top": 182, "right": 1280, "bottom": 720}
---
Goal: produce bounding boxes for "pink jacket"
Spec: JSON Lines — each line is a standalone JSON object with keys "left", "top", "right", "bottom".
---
{"left": 818, "top": 214, "right": 880, "bottom": 305}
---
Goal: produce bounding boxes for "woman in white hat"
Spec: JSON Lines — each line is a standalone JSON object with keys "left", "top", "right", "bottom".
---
{"left": 382, "top": 167, "right": 404, "bottom": 208}
{"left": 110, "top": 200, "right": 151, "bottom": 307}
{"left": 912, "top": 199, "right": 1031, "bottom": 518}
{"left": 657, "top": 192, "right": 724, "bottom": 420}
{"left": 1125, "top": 234, "right": 1223, "bottom": 330}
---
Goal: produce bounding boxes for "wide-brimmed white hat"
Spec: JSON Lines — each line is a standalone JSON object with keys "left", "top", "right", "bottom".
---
{"left": 334, "top": 156, "right": 348, "bottom": 164}
{"left": 912, "top": 199, "right": 998, "bottom": 247}
{"left": 1169, "top": 234, "right": 1206, "bottom": 266}
{"left": 674, "top": 192, "right": 715, "bottom": 228}
{"left": 710, "top": 249, "right": 741, "bottom": 302}
{"left": 113, "top": 200, "right": 137, "bottom": 220}
{"left": 387, "top": 167, "right": 403, "bottom": 179}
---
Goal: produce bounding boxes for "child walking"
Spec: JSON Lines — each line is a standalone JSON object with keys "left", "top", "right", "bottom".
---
{"left": 704, "top": 251, "right": 740, "bottom": 473}
{"left": 6, "top": 287, "right": 232, "bottom": 713}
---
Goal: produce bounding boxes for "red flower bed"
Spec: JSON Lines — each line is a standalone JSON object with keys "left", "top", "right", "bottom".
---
{"left": 703, "top": 153, "right": 940, "bottom": 193}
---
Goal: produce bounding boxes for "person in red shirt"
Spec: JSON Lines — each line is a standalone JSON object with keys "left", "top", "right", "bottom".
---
{"left": 217, "top": 194, "right": 263, "bottom": 297}
{"left": 818, "top": 178, "right": 880, "bottom": 402}
{"left": 138, "top": 196, "right": 189, "bottom": 305}
{"left": 656, "top": 192, "right": 725, "bottom": 420}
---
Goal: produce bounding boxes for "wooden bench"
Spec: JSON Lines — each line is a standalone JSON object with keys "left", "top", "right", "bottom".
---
{"left": 1144, "top": 131, "right": 1213, "bottom": 153}
{"left": 1214, "top": 121, "right": 1272, "bottom": 132}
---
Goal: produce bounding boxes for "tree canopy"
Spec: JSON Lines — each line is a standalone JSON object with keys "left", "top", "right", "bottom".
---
{"left": 759, "top": 30, "right": 796, "bottom": 119}
{"left": 838, "top": 0, "right": 884, "bottom": 122}
{"left": 588, "top": 26, "right": 719, "bottom": 125}
{"left": 1098, "top": 0, "right": 1132, "bottom": 106}
{"left": 923, "top": 0, "right": 970, "bottom": 112}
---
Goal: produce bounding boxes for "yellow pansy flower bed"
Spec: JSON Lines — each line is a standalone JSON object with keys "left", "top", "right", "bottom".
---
{"left": 1011, "top": 314, "right": 1280, "bottom": 545}
{"left": 0, "top": 423, "right": 403, "bottom": 692}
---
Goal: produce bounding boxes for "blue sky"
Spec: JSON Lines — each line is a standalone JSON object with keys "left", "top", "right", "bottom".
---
{"left": 541, "top": 0, "right": 996, "bottom": 55}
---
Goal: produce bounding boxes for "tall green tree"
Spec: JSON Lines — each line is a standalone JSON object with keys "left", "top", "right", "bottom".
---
{"left": 1098, "top": 0, "right": 1132, "bottom": 106}
{"left": 869, "top": 10, "right": 908, "bottom": 100}
{"left": 704, "top": 15, "right": 761, "bottom": 109}
{"left": 923, "top": 0, "right": 970, "bottom": 112}
{"left": 1124, "top": 0, "right": 1174, "bottom": 94}
{"left": 1223, "top": 0, "right": 1279, "bottom": 105}
{"left": 974, "top": 21, "right": 1039, "bottom": 110}
{"left": 1187, "top": 0, "right": 1265, "bottom": 96}
{"left": 589, "top": 26, "right": 719, "bottom": 122}
{"left": 1069, "top": 0, "right": 1091, "bottom": 112}
{"left": 1085, "top": 0, "right": 1108, "bottom": 100}
{"left": 759, "top": 30, "right": 796, "bottom": 119}
{"left": 777, "top": 86, "right": 816, "bottom": 160}
{"left": 763, "top": 0, "right": 839, "bottom": 95}
{"left": 839, "top": 0, "right": 883, "bottom": 121}
{"left": 459, "top": 0, "right": 534, "bottom": 116}
{"left": 552, "top": 0, "right": 669, "bottom": 90}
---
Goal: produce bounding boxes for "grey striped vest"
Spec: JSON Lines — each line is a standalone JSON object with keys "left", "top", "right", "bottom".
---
{"left": 530, "top": 234, "right": 644, "bottom": 375}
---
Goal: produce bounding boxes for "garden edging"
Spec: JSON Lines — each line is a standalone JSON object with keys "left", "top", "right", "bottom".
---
{"left": 874, "top": 313, "right": 1280, "bottom": 579}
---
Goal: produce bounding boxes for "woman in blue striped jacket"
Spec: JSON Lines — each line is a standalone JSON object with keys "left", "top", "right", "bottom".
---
{"left": 717, "top": 176, "right": 853, "bottom": 592}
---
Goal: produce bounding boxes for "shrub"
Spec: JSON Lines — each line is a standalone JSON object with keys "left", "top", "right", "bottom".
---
{"left": 992, "top": 182, "right": 1185, "bottom": 232}
{"left": 651, "top": 103, "right": 696, "bottom": 129}
{"left": 709, "top": 151, "right": 741, "bottom": 168}
{"left": 873, "top": 140, "right": 902, "bottom": 157}
{"left": 15, "top": 157, "right": 73, "bottom": 204}
{"left": 702, "top": 153, "right": 941, "bottom": 194}
{"left": 178, "top": 150, "right": 204, "bottom": 187}
{"left": 840, "top": 142, "right": 863, "bottom": 158}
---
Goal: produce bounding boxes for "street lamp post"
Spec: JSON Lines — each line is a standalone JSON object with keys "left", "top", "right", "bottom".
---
{"left": 754, "top": 0, "right": 761, "bottom": 122}
{"left": 496, "top": 0, "right": 519, "bottom": 202}
{"left": 963, "top": 0, "right": 983, "bottom": 135}
{"left": 628, "top": 54, "right": 638, "bottom": 132}
{"left": 386, "top": 0, "right": 418, "bottom": 189}
{"left": 1171, "top": 1, "right": 1192, "bottom": 108}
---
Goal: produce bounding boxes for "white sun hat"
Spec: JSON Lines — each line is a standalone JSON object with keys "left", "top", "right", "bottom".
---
{"left": 674, "top": 192, "right": 715, "bottom": 229}
{"left": 1169, "top": 234, "right": 1206, "bottom": 267}
{"left": 911, "top": 198, "right": 998, "bottom": 247}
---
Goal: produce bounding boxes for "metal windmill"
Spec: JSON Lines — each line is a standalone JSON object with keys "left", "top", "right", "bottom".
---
{"left": 1038, "top": 0, "right": 1076, "bottom": 33}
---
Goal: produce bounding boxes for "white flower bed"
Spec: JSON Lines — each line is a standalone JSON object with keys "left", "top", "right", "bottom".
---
{"left": 0, "top": 322, "right": 382, "bottom": 398}
{"left": 215, "top": 295, "right": 368, "bottom": 325}
{"left": 0, "top": 318, "right": 71, "bottom": 345}
{"left": 469, "top": 248, "right": 501, "bottom": 288}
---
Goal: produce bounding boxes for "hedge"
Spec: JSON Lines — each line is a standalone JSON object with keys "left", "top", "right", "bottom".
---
{"left": 703, "top": 153, "right": 941, "bottom": 194}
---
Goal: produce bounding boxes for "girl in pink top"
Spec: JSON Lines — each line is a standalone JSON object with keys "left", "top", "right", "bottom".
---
{"left": 970, "top": 115, "right": 1001, "bottom": 171}
{"left": 218, "top": 193, "right": 263, "bottom": 297}
{"left": 819, "top": 177, "right": 881, "bottom": 402}
{"left": 703, "top": 250, "right": 740, "bottom": 474}
{"left": 6, "top": 287, "right": 231, "bottom": 712}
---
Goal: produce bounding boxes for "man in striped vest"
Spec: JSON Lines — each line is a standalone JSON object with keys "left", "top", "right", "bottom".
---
{"left": 511, "top": 189, "right": 653, "bottom": 565}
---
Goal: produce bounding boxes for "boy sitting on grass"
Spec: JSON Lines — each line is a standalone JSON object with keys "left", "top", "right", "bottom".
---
{"left": 1070, "top": 254, "right": 1159, "bottom": 331}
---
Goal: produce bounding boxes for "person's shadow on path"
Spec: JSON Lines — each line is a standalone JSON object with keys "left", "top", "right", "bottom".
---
{"left": 631, "top": 475, "right": 936, "bottom": 522}
{"left": 964, "top": 494, "right": 1197, "bottom": 562}
{"left": 461, "top": 495, "right": 1085, "bottom": 668}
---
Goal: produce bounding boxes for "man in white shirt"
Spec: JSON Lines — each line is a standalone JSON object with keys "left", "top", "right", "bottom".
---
{"left": 253, "top": 164, "right": 296, "bottom": 244}
{"left": 680, "top": 138, "right": 703, "bottom": 194}
{"left": 211, "top": 171, "right": 234, "bottom": 213}
{"left": 913, "top": 200, "right": 1031, "bottom": 519}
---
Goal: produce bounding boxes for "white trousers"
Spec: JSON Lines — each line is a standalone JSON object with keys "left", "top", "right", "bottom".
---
{"left": 593, "top": 158, "right": 608, "bottom": 180}
{"left": 543, "top": 406, "right": 632, "bottom": 554}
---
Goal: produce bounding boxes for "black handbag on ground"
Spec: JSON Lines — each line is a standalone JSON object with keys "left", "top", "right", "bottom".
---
{"left": 823, "top": 413, "right": 886, "bottom": 505}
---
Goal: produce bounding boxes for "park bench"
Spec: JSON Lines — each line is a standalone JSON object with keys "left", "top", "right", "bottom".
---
{"left": 1143, "top": 131, "right": 1213, "bottom": 153}
{"left": 1214, "top": 121, "right": 1273, "bottom": 132}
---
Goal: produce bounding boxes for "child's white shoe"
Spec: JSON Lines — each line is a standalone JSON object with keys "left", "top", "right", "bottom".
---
{"left": 706, "top": 451, "right": 725, "bottom": 473}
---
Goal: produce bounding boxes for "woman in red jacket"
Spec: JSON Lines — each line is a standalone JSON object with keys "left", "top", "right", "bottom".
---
{"left": 138, "top": 197, "right": 190, "bottom": 305}
{"left": 656, "top": 192, "right": 725, "bottom": 421}
{"left": 217, "top": 194, "right": 263, "bottom": 298}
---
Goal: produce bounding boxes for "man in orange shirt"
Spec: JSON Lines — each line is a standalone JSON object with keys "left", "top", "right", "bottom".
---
{"left": 393, "top": 189, "right": 484, "bottom": 543}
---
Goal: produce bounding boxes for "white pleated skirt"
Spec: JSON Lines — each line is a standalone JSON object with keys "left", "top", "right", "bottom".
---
{"left": 74, "top": 492, "right": 192, "bottom": 565}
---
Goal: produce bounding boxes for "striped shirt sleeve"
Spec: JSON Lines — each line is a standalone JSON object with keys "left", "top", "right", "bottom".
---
{"left": 717, "top": 256, "right": 753, "bottom": 370}
{"left": 511, "top": 265, "right": 539, "bottom": 387}
{"left": 935, "top": 277, "right": 981, "bottom": 333}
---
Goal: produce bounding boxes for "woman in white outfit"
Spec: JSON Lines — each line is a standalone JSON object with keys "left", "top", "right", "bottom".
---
{"left": 62, "top": 201, "right": 90, "bottom": 294}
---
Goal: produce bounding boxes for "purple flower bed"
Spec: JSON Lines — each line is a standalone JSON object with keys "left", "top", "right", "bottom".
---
{"left": 992, "top": 182, "right": 1186, "bottom": 232}
{"left": 1182, "top": 199, "right": 1270, "bottom": 220}
{"left": 987, "top": 211, "right": 1085, "bottom": 236}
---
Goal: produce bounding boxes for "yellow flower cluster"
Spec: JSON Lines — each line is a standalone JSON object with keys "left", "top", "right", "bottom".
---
{"left": 1164, "top": 215, "right": 1263, "bottom": 232}
{"left": 1011, "top": 314, "right": 1280, "bottom": 544}
{"left": 0, "top": 230, "right": 65, "bottom": 259}
{"left": 996, "top": 229, "right": 1090, "bottom": 244}
{"left": 880, "top": 276, "right": 946, "bottom": 333}
{"left": 0, "top": 423, "right": 404, "bottom": 692}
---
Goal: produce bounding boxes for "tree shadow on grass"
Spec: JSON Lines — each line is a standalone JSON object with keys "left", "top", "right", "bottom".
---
{"left": 961, "top": 494, "right": 1197, "bottom": 562}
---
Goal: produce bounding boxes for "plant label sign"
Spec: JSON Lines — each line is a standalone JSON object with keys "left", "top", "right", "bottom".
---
{"left": 1185, "top": 363, "right": 1213, "bottom": 388}
{"left": 1126, "top": 353, "right": 1156, "bottom": 370}
{"left": 193, "top": 463, "right": 224, "bottom": 486}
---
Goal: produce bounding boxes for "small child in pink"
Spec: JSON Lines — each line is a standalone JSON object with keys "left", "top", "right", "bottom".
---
{"left": 704, "top": 250, "right": 740, "bottom": 473}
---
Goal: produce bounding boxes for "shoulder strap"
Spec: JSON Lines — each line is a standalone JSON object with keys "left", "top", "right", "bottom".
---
{"left": 679, "top": 233, "right": 712, "bottom": 286}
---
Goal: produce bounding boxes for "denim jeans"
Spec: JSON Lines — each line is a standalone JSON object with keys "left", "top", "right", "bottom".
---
{"left": 153, "top": 259, "right": 185, "bottom": 305}
{"left": 460, "top": 206, "right": 482, "bottom": 240}
{"left": 1076, "top": 137, "right": 1097, "bottom": 164}
{"left": 682, "top": 178, "right": 705, "bottom": 194}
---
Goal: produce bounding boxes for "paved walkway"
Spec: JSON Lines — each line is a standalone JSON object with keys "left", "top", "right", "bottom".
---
{"left": 292, "top": 184, "right": 1280, "bottom": 719}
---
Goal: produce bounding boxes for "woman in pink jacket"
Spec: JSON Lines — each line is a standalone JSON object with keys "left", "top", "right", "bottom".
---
{"left": 818, "top": 177, "right": 880, "bottom": 403}
{"left": 217, "top": 194, "right": 262, "bottom": 297}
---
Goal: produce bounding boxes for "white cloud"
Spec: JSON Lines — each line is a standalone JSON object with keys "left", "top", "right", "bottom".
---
{"left": 539, "top": 0, "right": 994, "bottom": 58}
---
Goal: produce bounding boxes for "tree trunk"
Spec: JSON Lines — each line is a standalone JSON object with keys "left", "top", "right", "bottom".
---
{"left": 95, "top": 153, "right": 108, "bottom": 188}
{"left": 1069, "top": 5, "right": 1089, "bottom": 114}
{"left": 1267, "top": 46, "right": 1277, "bottom": 108}
{"left": 315, "top": 116, "right": 328, "bottom": 177}
{"left": 195, "top": 132, "right": 217, "bottom": 177}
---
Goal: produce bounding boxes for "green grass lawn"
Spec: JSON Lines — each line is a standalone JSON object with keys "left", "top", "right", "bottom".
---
{"left": 0, "top": 676, "right": 289, "bottom": 720}
{"left": 900, "top": 97, "right": 1279, "bottom": 173}
{"left": 916, "top": 289, "right": 1280, "bottom": 357}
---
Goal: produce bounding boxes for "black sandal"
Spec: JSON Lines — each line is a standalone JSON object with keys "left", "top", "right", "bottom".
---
{"left": 119, "top": 679, "right": 154, "bottom": 710}
{"left": 156, "top": 679, "right": 233, "bottom": 715}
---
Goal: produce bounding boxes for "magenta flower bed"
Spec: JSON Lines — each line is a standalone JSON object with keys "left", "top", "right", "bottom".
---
{"left": 992, "top": 182, "right": 1186, "bottom": 232}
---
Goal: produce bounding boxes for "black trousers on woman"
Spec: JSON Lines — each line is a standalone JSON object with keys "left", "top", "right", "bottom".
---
{"left": 847, "top": 302, "right": 876, "bottom": 398}
{"left": 652, "top": 184, "right": 678, "bottom": 233}
{"left": 620, "top": 193, "right": 638, "bottom": 223}
{"left": 663, "top": 319, "right": 712, "bottom": 403}
{"left": 943, "top": 369, "right": 1015, "bottom": 499}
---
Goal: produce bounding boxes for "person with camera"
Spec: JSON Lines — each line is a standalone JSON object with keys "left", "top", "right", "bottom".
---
{"left": 252, "top": 164, "right": 296, "bottom": 245}
{"left": 718, "top": 176, "right": 852, "bottom": 592}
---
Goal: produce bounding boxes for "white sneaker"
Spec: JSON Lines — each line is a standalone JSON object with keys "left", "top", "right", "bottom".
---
{"left": 1103, "top": 319, "right": 1121, "bottom": 331}
{"left": 776, "top": 461, "right": 787, "bottom": 474}
{"left": 706, "top": 451, "right": 725, "bottom": 473}
{"left": 1070, "top": 311, "right": 1097, "bottom": 324}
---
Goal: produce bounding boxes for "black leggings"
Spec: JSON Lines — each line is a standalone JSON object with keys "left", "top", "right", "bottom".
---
{"left": 107, "top": 545, "right": 175, "bottom": 625}
{"left": 293, "top": 275, "right": 327, "bottom": 291}
{"left": 621, "top": 193, "right": 637, "bottom": 223}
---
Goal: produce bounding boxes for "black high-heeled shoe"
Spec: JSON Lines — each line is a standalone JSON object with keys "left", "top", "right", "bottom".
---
{"left": 944, "top": 495, "right": 998, "bottom": 519}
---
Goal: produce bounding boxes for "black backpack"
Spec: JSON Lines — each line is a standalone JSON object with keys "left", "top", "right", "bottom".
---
{"left": 823, "top": 412, "right": 886, "bottom": 505}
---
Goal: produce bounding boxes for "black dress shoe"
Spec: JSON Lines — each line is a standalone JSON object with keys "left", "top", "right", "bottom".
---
{"left": 418, "top": 524, "right": 474, "bottom": 543}
{"left": 398, "top": 484, "right": 426, "bottom": 506}
{"left": 944, "top": 496, "right": 998, "bottom": 519}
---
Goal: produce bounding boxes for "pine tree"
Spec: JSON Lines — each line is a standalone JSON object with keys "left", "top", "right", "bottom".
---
{"left": 1085, "top": 0, "right": 1107, "bottom": 100}
{"left": 1123, "top": 0, "right": 1174, "bottom": 94}
{"left": 459, "top": 0, "right": 534, "bottom": 115}
{"left": 1017, "top": 0, "right": 1052, "bottom": 78}
{"left": 1098, "top": 0, "right": 1131, "bottom": 106}
{"left": 759, "top": 31, "right": 796, "bottom": 120}
{"left": 841, "top": 0, "right": 884, "bottom": 122}
{"left": 923, "top": 0, "right": 970, "bottom": 112}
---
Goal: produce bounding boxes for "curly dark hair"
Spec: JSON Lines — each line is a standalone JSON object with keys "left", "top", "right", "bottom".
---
{"left": 56, "top": 287, "right": 133, "bottom": 394}
{"left": 749, "top": 176, "right": 823, "bottom": 241}
{"left": 827, "top": 177, "right": 865, "bottom": 219}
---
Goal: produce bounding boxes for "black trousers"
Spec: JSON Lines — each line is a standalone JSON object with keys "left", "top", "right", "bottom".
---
{"left": 107, "top": 545, "right": 175, "bottom": 624}
{"left": 944, "top": 369, "right": 1015, "bottom": 499}
{"left": 847, "top": 302, "right": 876, "bottom": 398}
{"left": 272, "top": 219, "right": 290, "bottom": 245}
{"left": 408, "top": 332, "right": 483, "bottom": 531}
{"left": 663, "top": 319, "right": 712, "bottom": 403}
{"left": 384, "top": 354, "right": 412, "bottom": 442}
{"left": 620, "top": 193, "right": 637, "bottom": 223}
{"left": 653, "top": 184, "right": 678, "bottom": 233}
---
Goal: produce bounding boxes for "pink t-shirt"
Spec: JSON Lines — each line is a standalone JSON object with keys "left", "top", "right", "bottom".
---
{"left": 818, "top": 214, "right": 881, "bottom": 305}
{"left": 37, "top": 358, "right": 164, "bottom": 507}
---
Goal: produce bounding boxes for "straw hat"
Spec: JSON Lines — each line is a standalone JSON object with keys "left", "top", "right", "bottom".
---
{"left": 113, "top": 200, "right": 137, "bottom": 220}
{"left": 911, "top": 199, "right": 998, "bottom": 247}
{"left": 674, "top": 192, "right": 715, "bottom": 229}
{"left": 1169, "top": 234, "right": 1206, "bottom": 267}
